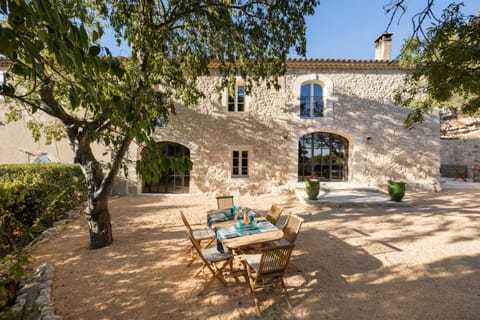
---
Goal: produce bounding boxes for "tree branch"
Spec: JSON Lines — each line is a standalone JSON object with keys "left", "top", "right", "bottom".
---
{"left": 38, "top": 79, "right": 77, "bottom": 126}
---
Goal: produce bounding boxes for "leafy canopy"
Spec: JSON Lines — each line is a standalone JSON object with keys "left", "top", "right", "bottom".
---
{"left": 0, "top": 0, "right": 318, "bottom": 185}
{"left": 394, "top": 3, "right": 480, "bottom": 128}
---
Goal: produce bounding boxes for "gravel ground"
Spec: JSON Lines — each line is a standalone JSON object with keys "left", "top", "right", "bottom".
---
{"left": 30, "top": 189, "right": 480, "bottom": 320}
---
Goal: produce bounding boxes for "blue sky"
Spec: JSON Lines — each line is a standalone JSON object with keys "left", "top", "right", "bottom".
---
{"left": 302, "top": 0, "right": 480, "bottom": 59}
{"left": 103, "top": 1, "right": 480, "bottom": 60}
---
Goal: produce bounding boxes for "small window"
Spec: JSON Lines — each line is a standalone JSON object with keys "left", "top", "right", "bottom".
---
{"left": 300, "top": 83, "right": 323, "bottom": 117}
{"left": 228, "top": 85, "right": 245, "bottom": 112}
{"left": 232, "top": 150, "right": 248, "bottom": 177}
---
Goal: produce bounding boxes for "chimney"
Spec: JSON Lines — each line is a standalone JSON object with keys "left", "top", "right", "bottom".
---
{"left": 374, "top": 32, "right": 393, "bottom": 60}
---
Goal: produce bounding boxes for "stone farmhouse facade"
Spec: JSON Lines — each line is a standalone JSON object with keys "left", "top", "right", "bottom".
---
{"left": 0, "top": 34, "right": 444, "bottom": 195}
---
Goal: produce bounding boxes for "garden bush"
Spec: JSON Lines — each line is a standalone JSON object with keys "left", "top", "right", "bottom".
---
{"left": 0, "top": 163, "right": 87, "bottom": 258}
{"left": 0, "top": 163, "right": 86, "bottom": 311}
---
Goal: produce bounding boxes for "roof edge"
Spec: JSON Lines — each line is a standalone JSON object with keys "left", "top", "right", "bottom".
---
{"left": 0, "top": 57, "right": 403, "bottom": 71}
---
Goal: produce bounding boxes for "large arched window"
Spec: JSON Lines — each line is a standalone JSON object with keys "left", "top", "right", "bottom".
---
{"left": 300, "top": 82, "right": 323, "bottom": 117}
{"left": 141, "top": 142, "right": 190, "bottom": 193}
{"left": 298, "top": 132, "right": 348, "bottom": 181}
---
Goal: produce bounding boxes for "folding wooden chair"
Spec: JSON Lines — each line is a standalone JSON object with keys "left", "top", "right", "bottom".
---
{"left": 266, "top": 212, "right": 304, "bottom": 248}
{"left": 216, "top": 195, "right": 234, "bottom": 210}
{"left": 265, "top": 203, "right": 283, "bottom": 226}
{"left": 282, "top": 212, "right": 304, "bottom": 244}
{"left": 188, "top": 233, "right": 234, "bottom": 294}
{"left": 180, "top": 210, "right": 216, "bottom": 266}
{"left": 242, "top": 243, "right": 295, "bottom": 309}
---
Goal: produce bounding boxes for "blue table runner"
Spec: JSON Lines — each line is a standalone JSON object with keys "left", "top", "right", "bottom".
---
{"left": 207, "top": 208, "right": 260, "bottom": 228}
{"left": 215, "top": 220, "right": 278, "bottom": 253}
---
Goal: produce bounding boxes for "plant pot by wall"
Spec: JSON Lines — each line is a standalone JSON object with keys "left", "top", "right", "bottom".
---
{"left": 388, "top": 180, "right": 405, "bottom": 202}
{"left": 306, "top": 179, "right": 320, "bottom": 200}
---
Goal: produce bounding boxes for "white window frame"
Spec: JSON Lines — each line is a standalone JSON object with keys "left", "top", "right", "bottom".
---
{"left": 222, "top": 79, "right": 250, "bottom": 112}
{"left": 293, "top": 74, "right": 336, "bottom": 119}
{"left": 300, "top": 82, "right": 324, "bottom": 118}
{"left": 228, "top": 85, "right": 245, "bottom": 112}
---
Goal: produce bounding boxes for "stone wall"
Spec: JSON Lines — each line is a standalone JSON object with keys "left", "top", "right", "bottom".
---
{"left": 1, "top": 61, "right": 443, "bottom": 195}
{"left": 440, "top": 138, "right": 480, "bottom": 178}
{"left": 130, "top": 64, "right": 442, "bottom": 194}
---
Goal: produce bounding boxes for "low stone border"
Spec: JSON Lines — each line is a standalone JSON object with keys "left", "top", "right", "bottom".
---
{"left": 11, "top": 263, "right": 59, "bottom": 320}
{"left": 5, "top": 203, "right": 86, "bottom": 320}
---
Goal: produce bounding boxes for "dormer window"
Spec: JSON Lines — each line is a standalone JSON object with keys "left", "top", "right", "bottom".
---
{"left": 300, "top": 83, "right": 323, "bottom": 117}
{"left": 228, "top": 85, "right": 245, "bottom": 112}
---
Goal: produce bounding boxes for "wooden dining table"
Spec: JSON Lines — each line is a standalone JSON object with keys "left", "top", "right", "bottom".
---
{"left": 213, "top": 216, "right": 284, "bottom": 253}
{"left": 222, "top": 227, "right": 283, "bottom": 250}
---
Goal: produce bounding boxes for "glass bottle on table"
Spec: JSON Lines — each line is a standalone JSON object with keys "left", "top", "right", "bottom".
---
{"left": 243, "top": 209, "right": 250, "bottom": 225}
{"left": 234, "top": 206, "right": 240, "bottom": 221}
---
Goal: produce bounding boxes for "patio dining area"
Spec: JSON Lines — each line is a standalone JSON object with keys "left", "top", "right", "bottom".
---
{"left": 181, "top": 197, "right": 304, "bottom": 309}
{"left": 29, "top": 189, "right": 480, "bottom": 320}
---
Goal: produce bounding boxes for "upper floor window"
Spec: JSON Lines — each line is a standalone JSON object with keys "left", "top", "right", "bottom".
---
{"left": 232, "top": 150, "right": 248, "bottom": 177}
{"left": 228, "top": 85, "right": 245, "bottom": 112}
{"left": 300, "top": 83, "right": 323, "bottom": 117}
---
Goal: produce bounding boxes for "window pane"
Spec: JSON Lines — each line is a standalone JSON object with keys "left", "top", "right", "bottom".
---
{"left": 237, "top": 86, "right": 245, "bottom": 112}
{"left": 300, "top": 84, "right": 310, "bottom": 97}
{"left": 241, "top": 167, "right": 248, "bottom": 175}
{"left": 233, "top": 167, "right": 239, "bottom": 175}
{"left": 228, "top": 95, "right": 235, "bottom": 112}
{"left": 300, "top": 96, "right": 311, "bottom": 117}
{"left": 313, "top": 98, "right": 323, "bottom": 117}
{"left": 237, "top": 86, "right": 245, "bottom": 97}
{"left": 313, "top": 84, "right": 323, "bottom": 97}
{"left": 241, "top": 157, "right": 248, "bottom": 167}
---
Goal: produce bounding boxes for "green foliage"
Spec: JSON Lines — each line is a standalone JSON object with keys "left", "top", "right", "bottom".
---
{"left": 0, "top": 250, "right": 30, "bottom": 312}
{"left": 396, "top": 4, "right": 480, "bottom": 128}
{"left": 0, "top": 0, "right": 318, "bottom": 248}
{"left": 0, "top": 164, "right": 86, "bottom": 258}
{"left": 0, "top": 0, "right": 318, "bottom": 182}
{"left": 136, "top": 141, "right": 193, "bottom": 184}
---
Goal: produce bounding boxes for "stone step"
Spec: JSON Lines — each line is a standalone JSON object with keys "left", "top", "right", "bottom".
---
{"left": 294, "top": 182, "right": 411, "bottom": 208}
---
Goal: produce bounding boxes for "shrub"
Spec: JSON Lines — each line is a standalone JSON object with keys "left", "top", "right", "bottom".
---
{"left": 0, "top": 163, "right": 86, "bottom": 257}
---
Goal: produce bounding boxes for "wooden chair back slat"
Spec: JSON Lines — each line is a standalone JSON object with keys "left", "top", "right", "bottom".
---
{"left": 266, "top": 203, "right": 283, "bottom": 226}
{"left": 282, "top": 212, "right": 304, "bottom": 244}
{"left": 216, "top": 195, "right": 234, "bottom": 210}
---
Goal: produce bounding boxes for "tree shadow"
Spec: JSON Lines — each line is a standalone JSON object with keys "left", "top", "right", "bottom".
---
{"left": 29, "top": 190, "right": 480, "bottom": 319}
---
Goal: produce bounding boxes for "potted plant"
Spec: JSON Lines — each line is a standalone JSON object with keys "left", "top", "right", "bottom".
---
{"left": 305, "top": 178, "right": 320, "bottom": 200}
{"left": 387, "top": 180, "right": 405, "bottom": 202}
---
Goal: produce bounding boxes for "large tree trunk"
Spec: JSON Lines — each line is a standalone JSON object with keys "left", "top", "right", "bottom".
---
{"left": 83, "top": 160, "right": 113, "bottom": 249}
{"left": 39, "top": 80, "right": 116, "bottom": 249}
{"left": 85, "top": 194, "right": 113, "bottom": 249}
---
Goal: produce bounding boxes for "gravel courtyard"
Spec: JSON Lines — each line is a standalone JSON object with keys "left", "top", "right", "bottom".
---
{"left": 30, "top": 188, "right": 480, "bottom": 319}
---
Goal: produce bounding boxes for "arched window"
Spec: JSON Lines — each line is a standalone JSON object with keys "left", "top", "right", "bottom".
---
{"left": 141, "top": 142, "right": 190, "bottom": 193}
{"left": 298, "top": 132, "right": 348, "bottom": 181}
{"left": 300, "top": 82, "right": 323, "bottom": 117}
